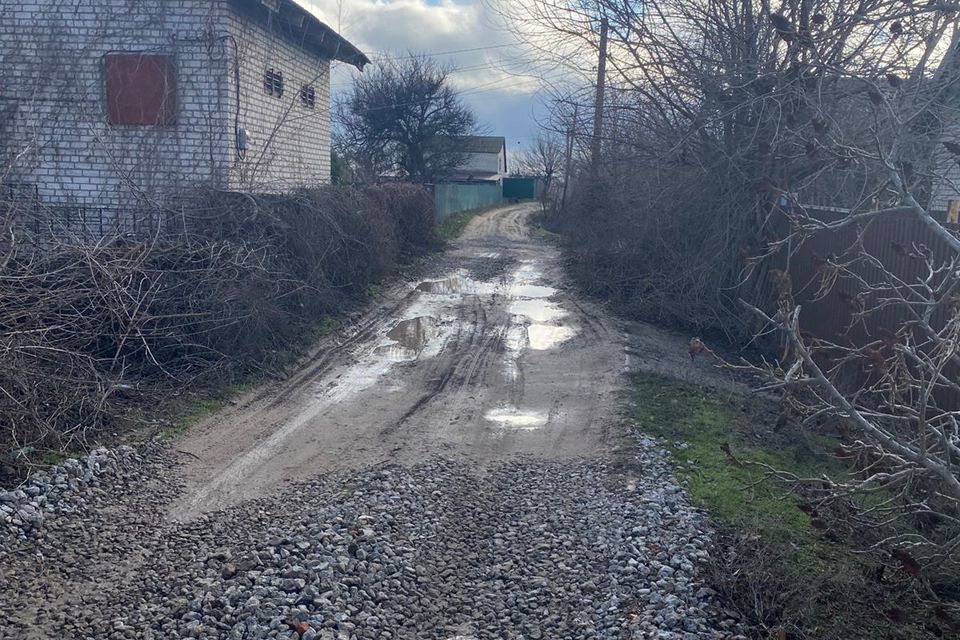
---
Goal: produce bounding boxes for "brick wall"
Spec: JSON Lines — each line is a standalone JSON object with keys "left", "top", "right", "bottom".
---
{"left": 0, "top": 0, "right": 334, "bottom": 224}
{"left": 0, "top": 0, "right": 231, "bottom": 216}
{"left": 223, "top": 3, "right": 331, "bottom": 191}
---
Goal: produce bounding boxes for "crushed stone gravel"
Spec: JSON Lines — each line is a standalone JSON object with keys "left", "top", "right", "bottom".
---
{"left": 0, "top": 435, "right": 745, "bottom": 639}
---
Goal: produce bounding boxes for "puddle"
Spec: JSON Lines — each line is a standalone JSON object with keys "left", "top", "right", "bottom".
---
{"left": 417, "top": 278, "right": 464, "bottom": 294}
{"left": 498, "top": 263, "right": 577, "bottom": 383}
{"left": 508, "top": 297, "right": 575, "bottom": 351}
{"left": 527, "top": 324, "right": 576, "bottom": 350}
{"left": 320, "top": 316, "right": 445, "bottom": 399}
{"left": 374, "top": 316, "right": 437, "bottom": 361}
{"left": 509, "top": 283, "right": 556, "bottom": 298}
{"left": 509, "top": 298, "right": 568, "bottom": 324}
{"left": 505, "top": 261, "right": 576, "bottom": 351}
{"left": 485, "top": 405, "right": 549, "bottom": 430}
{"left": 415, "top": 270, "right": 496, "bottom": 296}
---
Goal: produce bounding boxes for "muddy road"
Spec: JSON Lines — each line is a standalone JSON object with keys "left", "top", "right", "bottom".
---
{"left": 1, "top": 203, "right": 741, "bottom": 640}
{"left": 173, "top": 203, "right": 625, "bottom": 518}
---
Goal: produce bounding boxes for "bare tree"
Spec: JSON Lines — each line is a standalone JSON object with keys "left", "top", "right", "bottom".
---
{"left": 497, "top": 0, "right": 960, "bottom": 608}
{"left": 335, "top": 54, "right": 476, "bottom": 182}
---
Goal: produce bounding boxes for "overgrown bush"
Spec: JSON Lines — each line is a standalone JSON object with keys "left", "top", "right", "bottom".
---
{"left": 0, "top": 184, "right": 436, "bottom": 480}
{"left": 554, "top": 169, "right": 755, "bottom": 341}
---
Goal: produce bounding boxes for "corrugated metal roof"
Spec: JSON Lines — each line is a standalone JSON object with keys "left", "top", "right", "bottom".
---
{"left": 450, "top": 136, "right": 506, "bottom": 155}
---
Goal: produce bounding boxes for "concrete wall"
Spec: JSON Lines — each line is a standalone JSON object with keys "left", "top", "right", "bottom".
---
{"left": 0, "top": 0, "right": 334, "bottom": 221}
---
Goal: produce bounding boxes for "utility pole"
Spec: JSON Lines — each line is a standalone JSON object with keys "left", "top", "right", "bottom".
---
{"left": 560, "top": 103, "right": 578, "bottom": 212}
{"left": 590, "top": 15, "right": 609, "bottom": 176}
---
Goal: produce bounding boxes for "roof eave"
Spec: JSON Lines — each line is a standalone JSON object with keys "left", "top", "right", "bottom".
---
{"left": 233, "top": 0, "right": 370, "bottom": 70}
{"left": 280, "top": 2, "right": 370, "bottom": 70}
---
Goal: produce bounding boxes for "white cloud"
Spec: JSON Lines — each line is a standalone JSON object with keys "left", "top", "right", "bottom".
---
{"left": 306, "top": 0, "right": 541, "bottom": 95}
{"left": 302, "top": 0, "right": 560, "bottom": 145}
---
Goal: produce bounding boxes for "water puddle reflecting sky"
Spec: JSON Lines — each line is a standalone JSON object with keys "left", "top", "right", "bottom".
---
{"left": 527, "top": 324, "right": 576, "bottom": 351}
{"left": 505, "top": 261, "right": 577, "bottom": 352}
{"left": 484, "top": 405, "right": 549, "bottom": 430}
{"left": 415, "top": 270, "right": 496, "bottom": 296}
{"left": 374, "top": 316, "right": 438, "bottom": 361}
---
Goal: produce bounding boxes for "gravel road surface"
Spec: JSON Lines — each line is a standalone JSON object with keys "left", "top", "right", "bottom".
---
{"left": 0, "top": 204, "right": 743, "bottom": 639}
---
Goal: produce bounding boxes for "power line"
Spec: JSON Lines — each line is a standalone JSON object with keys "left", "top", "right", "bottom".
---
{"left": 330, "top": 56, "right": 541, "bottom": 91}
{"left": 365, "top": 43, "right": 516, "bottom": 61}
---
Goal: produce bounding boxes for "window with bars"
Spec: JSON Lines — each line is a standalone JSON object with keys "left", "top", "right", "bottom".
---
{"left": 264, "top": 68, "right": 284, "bottom": 97}
{"left": 300, "top": 84, "right": 316, "bottom": 109}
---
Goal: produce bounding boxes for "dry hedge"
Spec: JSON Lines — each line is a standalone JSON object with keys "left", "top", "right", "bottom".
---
{"left": 0, "top": 184, "right": 437, "bottom": 480}
{"left": 554, "top": 173, "right": 754, "bottom": 342}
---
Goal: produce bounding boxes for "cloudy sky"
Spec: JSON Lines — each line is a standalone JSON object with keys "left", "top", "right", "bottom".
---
{"left": 305, "top": 0, "right": 552, "bottom": 153}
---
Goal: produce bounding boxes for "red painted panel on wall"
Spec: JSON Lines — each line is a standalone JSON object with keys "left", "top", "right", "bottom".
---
{"left": 104, "top": 54, "right": 176, "bottom": 126}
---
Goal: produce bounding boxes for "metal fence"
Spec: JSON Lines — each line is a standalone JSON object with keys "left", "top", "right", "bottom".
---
{"left": 433, "top": 181, "right": 502, "bottom": 219}
{"left": 747, "top": 205, "right": 960, "bottom": 407}
{"left": 503, "top": 177, "right": 538, "bottom": 200}
{"left": 1, "top": 200, "right": 168, "bottom": 247}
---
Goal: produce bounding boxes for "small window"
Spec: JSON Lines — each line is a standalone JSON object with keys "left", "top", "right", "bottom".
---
{"left": 264, "top": 68, "right": 284, "bottom": 97}
{"left": 300, "top": 84, "right": 316, "bottom": 109}
{"left": 104, "top": 53, "right": 176, "bottom": 125}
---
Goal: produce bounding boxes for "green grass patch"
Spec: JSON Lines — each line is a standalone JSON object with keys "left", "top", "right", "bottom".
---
{"left": 158, "top": 381, "right": 257, "bottom": 440}
{"left": 312, "top": 314, "right": 341, "bottom": 340}
{"left": 633, "top": 374, "right": 832, "bottom": 542}
{"left": 436, "top": 204, "right": 500, "bottom": 239}
{"left": 436, "top": 209, "right": 481, "bottom": 239}
{"left": 159, "top": 313, "right": 344, "bottom": 441}
{"left": 531, "top": 224, "right": 561, "bottom": 242}
{"left": 630, "top": 373, "right": 935, "bottom": 638}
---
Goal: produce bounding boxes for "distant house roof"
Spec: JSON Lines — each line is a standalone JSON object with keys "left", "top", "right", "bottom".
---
{"left": 233, "top": 0, "right": 370, "bottom": 70}
{"left": 451, "top": 136, "right": 507, "bottom": 154}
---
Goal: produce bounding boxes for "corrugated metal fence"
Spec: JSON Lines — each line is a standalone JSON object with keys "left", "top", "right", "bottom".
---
{"left": 433, "top": 182, "right": 502, "bottom": 219}
{"left": 747, "top": 206, "right": 960, "bottom": 407}
{"left": 503, "top": 177, "right": 538, "bottom": 200}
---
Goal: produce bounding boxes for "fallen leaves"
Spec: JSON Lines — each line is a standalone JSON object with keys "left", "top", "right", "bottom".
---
{"left": 688, "top": 337, "right": 704, "bottom": 360}
{"left": 892, "top": 548, "right": 921, "bottom": 577}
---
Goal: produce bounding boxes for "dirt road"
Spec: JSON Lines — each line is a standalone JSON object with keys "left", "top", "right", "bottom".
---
{"left": 0, "top": 203, "right": 742, "bottom": 640}
{"left": 172, "top": 203, "right": 625, "bottom": 518}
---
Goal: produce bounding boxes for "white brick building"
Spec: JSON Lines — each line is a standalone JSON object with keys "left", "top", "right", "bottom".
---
{"left": 444, "top": 136, "right": 508, "bottom": 182}
{"left": 0, "top": 0, "right": 367, "bottom": 223}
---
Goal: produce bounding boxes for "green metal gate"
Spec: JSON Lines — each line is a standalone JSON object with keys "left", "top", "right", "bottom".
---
{"left": 502, "top": 177, "right": 537, "bottom": 200}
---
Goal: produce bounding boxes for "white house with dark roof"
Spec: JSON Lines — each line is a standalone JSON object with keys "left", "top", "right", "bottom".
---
{"left": 445, "top": 136, "right": 508, "bottom": 183}
{"left": 0, "top": 0, "right": 367, "bottom": 226}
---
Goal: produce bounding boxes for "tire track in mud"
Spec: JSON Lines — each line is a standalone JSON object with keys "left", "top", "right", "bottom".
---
{"left": 264, "top": 289, "right": 418, "bottom": 406}
{"left": 390, "top": 293, "right": 508, "bottom": 432}
{"left": 170, "top": 203, "right": 625, "bottom": 517}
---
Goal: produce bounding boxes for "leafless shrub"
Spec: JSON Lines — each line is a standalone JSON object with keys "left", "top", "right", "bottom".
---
{"left": 707, "top": 216, "right": 960, "bottom": 608}
{"left": 501, "top": 0, "right": 960, "bottom": 625}
{"left": 706, "top": 525, "right": 960, "bottom": 639}
{"left": 0, "top": 184, "right": 435, "bottom": 480}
